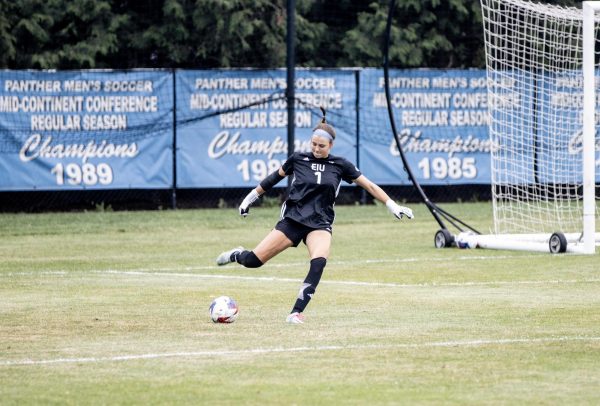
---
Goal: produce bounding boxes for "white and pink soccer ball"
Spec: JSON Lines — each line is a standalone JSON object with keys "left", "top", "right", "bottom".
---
{"left": 209, "top": 296, "right": 239, "bottom": 323}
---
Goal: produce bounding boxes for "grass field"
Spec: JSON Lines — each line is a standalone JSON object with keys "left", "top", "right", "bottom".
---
{"left": 0, "top": 202, "right": 599, "bottom": 404}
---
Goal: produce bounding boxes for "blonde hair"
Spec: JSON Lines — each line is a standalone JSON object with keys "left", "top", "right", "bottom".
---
{"left": 313, "top": 107, "right": 336, "bottom": 140}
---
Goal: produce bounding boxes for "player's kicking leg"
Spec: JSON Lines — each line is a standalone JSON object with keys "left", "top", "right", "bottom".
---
{"left": 216, "top": 229, "right": 293, "bottom": 267}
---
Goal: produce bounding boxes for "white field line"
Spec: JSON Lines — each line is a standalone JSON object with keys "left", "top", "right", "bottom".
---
{"left": 2, "top": 269, "right": 600, "bottom": 289}
{"left": 100, "top": 270, "right": 600, "bottom": 289}
{"left": 1, "top": 253, "right": 546, "bottom": 269}
{"left": 2, "top": 336, "right": 599, "bottom": 367}
{"left": 0, "top": 253, "right": 572, "bottom": 278}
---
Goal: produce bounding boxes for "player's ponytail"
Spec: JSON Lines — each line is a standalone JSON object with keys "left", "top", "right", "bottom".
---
{"left": 313, "top": 106, "right": 336, "bottom": 140}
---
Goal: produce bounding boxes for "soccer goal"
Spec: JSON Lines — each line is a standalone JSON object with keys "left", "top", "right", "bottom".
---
{"left": 478, "top": 0, "right": 599, "bottom": 254}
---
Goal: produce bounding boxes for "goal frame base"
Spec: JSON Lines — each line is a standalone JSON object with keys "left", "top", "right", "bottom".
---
{"left": 456, "top": 232, "right": 599, "bottom": 254}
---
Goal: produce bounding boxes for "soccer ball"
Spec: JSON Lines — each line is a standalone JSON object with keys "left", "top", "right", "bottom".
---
{"left": 456, "top": 232, "right": 478, "bottom": 249}
{"left": 209, "top": 296, "right": 239, "bottom": 323}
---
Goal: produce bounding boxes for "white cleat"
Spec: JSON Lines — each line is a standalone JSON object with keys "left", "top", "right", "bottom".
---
{"left": 216, "top": 246, "right": 244, "bottom": 266}
{"left": 285, "top": 312, "right": 305, "bottom": 324}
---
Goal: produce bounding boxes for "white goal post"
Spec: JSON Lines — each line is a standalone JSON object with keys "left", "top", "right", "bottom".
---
{"left": 478, "top": 0, "right": 599, "bottom": 254}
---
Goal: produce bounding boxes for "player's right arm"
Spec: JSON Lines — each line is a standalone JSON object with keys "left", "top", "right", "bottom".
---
{"left": 239, "top": 167, "right": 287, "bottom": 217}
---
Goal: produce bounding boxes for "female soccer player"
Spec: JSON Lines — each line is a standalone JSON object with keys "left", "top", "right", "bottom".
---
{"left": 216, "top": 109, "right": 413, "bottom": 324}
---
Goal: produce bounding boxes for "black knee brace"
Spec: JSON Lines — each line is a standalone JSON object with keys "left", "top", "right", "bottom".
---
{"left": 236, "top": 250, "right": 263, "bottom": 268}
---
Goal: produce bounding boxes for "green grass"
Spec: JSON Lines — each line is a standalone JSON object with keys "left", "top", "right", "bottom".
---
{"left": 0, "top": 202, "right": 599, "bottom": 405}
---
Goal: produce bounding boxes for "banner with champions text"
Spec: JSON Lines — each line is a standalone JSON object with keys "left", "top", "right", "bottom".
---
{"left": 359, "top": 68, "right": 493, "bottom": 185}
{"left": 175, "top": 69, "right": 358, "bottom": 188}
{"left": 0, "top": 70, "right": 173, "bottom": 190}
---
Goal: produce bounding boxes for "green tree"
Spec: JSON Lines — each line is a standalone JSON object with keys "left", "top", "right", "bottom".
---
{"left": 185, "top": 0, "right": 328, "bottom": 68}
{"left": 108, "top": 0, "right": 193, "bottom": 68}
{"left": 340, "top": 0, "right": 485, "bottom": 68}
{"left": 296, "top": 0, "right": 372, "bottom": 67}
{"left": 189, "top": 0, "right": 286, "bottom": 68}
{"left": 9, "top": 0, "right": 127, "bottom": 69}
{"left": 0, "top": 1, "right": 17, "bottom": 67}
{"left": 0, "top": 0, "right": 587, "bottom": 69}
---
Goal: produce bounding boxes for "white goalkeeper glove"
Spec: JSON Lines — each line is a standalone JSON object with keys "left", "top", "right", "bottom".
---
{"left": 386, "top": 199, "right": 414, "bottom": 220}
{"left": 239, "top": 189, "right": 260, "bottom": 217}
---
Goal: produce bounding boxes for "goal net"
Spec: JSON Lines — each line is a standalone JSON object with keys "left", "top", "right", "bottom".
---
{"left": 478, "top": 0, "right": 599, "bottom": 253}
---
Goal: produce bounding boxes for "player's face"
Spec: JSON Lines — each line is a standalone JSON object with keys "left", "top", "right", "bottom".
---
{"left": 311, "top": 135, "right": 332, "bottom": 159}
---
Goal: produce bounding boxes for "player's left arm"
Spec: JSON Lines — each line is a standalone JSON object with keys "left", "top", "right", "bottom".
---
{"left": 353, "top": 175, "right": 414, "bottom": 220}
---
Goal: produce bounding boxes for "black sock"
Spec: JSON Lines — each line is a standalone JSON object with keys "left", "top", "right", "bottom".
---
{"left": 292, "top": 257, "right": 326, "bottom": 313}
{"left": 235, "top": 250, "right": 263, "bottom": 268}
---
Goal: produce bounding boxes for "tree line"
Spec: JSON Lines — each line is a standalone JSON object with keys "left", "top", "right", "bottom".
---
{"left": 0, "top": 0, "right": 579, "bottom": 70}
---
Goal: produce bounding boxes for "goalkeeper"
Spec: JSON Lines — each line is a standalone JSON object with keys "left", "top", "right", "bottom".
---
{"left": 216, "top": 108, "right": 413, "bottom": 324}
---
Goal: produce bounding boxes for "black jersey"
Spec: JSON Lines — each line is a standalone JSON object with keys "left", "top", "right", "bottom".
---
{"left": 280, "top": 152, "right": 362, "bottom": 229}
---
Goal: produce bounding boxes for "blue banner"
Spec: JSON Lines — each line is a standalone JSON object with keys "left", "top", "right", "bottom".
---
{"left": 359, "top": 68, "right": 493, "bottom": 185}
{"left": 0, "top": 70, "right": 173, "bottom": 190}
{"left": 175, "top": 69, "right": 358, "bottom": 188}
{"left": 1, "top": 68, "right": 595, "bottom": 191}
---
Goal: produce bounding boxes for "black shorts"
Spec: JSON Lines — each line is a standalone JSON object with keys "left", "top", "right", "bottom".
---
{"left": 274, "top": 217, "right": 332, "bottom": 247}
